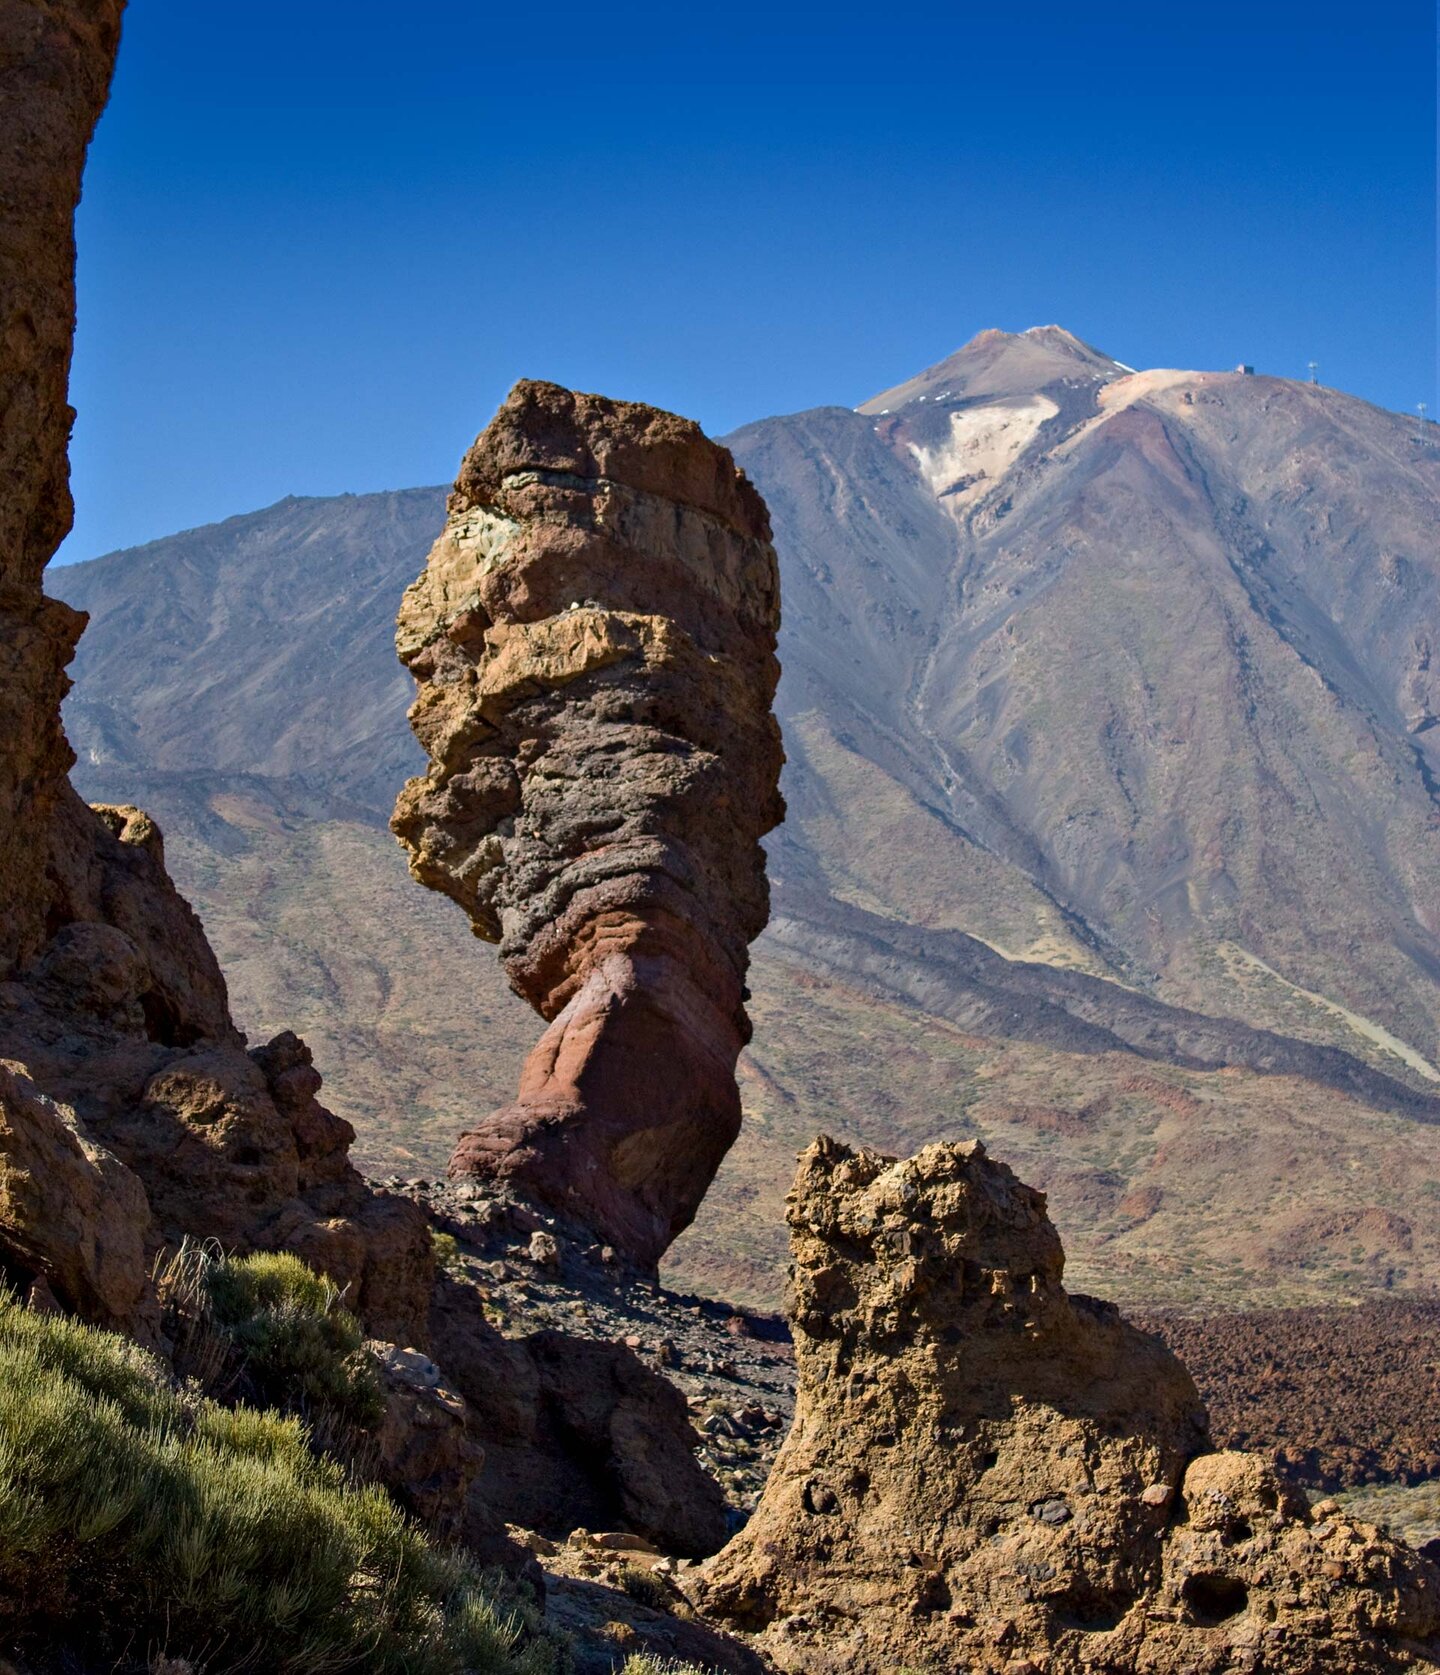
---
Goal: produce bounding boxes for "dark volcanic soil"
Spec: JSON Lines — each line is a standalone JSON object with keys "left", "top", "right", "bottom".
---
{"left": 1139, "top": 1299, "right": 1440, "bottom": 1490}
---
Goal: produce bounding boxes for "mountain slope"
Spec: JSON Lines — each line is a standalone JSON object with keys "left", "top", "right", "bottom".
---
{"left": 731, "top": 328, "right": 1440, "bottom": 1081}
{"left": 51, "top": 337, "right": 1440, "bottom": 1306}
{"left": 62, "top": 488, "right": 445, "bottom": 814}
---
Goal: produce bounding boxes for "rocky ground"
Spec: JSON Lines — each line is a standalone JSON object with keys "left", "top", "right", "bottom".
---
{"left": 389, "top": 1173, "right": 797, "bottom": 1522}
{"left": 1141, "top": 1300, "right": 1440, "bottom": 1489}
{"left": 392, "top": 1173, "right": 1440, "bottom": 1555}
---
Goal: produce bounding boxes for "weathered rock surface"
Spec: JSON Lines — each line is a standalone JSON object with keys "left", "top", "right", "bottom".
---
{"left": 0, "top": 0, "right": 431, "bottom": 1348}
{"left": 431, "top": 1271, "right": 730, "bottom": 1558}
{"left": 368, "top": 1340, "right": 487, "bottom": 1541}
{"left": 0, "top": 0, "right": 125, "bottom": 975}
{"left": 393, "top": 379, "right": 784, "bottom": 1264}
{"left": 698, "top": 1136, "right": 1440, "bottom": 1672}
{"left": 0, "top": 799, "right": 434, "bottom": 1344}
{"left": 0, "top": 1059, "right": 152, "bottom": 1334}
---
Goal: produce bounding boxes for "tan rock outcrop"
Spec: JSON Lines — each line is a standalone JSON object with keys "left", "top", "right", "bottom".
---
{"left": 393, "top": 380, "right": 783, "bottom": 1264}
{"left": 698, "top": 1136, "right": 1440, "bottom": 1672}
{"left": 0, "top": 1059, "right": 152, "bottom": 1334}
{"left": 0, "top": 0, "right": 126, "bottom": 975}
{"left": 0, "top": 0, "right": 431, "bottom": 1348}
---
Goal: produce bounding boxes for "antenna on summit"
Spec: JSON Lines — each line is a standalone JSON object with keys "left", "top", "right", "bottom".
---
{"left": 1419, "top": 401, "right": 1430, "bottom": 423}
{"left": 1307, "top": 361, "right": 1319, "bottom": 385}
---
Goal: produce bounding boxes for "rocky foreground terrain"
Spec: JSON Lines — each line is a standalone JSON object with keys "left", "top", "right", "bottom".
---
{"left": 6, "top": 4, "right": 1440, "bottom": 1672}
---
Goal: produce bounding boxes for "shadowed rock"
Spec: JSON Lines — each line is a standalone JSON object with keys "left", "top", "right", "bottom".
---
{"left": 698, "top": 1136, "right": 1440, "bottom": 1672}
{"left": 393, "top": 380, "right": 783, "bottom": 1264}
{"left": 432, "top": 1271, "right": 729, "bottom": 1559}
{"left": 0, "top": 1059, "right": 152, "bottom": 1335}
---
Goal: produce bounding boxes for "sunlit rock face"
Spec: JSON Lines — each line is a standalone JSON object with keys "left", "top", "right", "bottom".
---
{"left": 698, "top": 1135, "right": 1440, "bottom": 1674}
{"left": 393, "top": 380, "right": 783, "bottom": 1264}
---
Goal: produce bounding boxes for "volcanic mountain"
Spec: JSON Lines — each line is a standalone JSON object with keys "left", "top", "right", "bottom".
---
{"left": 54, "top": 329, "right": 1440, "bottom": 1306}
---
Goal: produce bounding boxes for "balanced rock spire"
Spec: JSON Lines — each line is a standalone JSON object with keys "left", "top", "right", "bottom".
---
{"left": 393, "top": 380, "right": 784, "bottom": 1264}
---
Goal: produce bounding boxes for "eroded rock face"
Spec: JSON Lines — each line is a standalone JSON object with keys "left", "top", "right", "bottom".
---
{"left": 698, "top": 1137, "right": 1440, "bottom": 1673}
{"left": 0, "top": 0, "right": 431, "bottom": 1348}
{"left": 0, "top": 0, "right": 126, "bottom": 975}
{"left": 431, "top": 1272, "right": 730, "bottom": 1559}
{"left": 393, "top": 380, "right": 783, "bottom": 1264}
{"left": 0, "top": 1060, "right": 152, "bottom": 1335}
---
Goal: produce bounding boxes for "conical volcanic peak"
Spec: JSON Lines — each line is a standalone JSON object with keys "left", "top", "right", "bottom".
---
{"left": 858, "top": 323, "right": 1131, "bottom": 414}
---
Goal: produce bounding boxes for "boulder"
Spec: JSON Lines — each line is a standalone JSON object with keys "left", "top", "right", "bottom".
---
{"left": 369, "top": 1341, "right": 484, "bottom": 1537}
{"left": 431, "top": 1272, "right": 729, "bottom": 1558}
{"left": 0, "top": 1059, "right": 152, "bottom": 1335}
{"left": 697, "top": 1135, "right": 1440, "bottom": 1673}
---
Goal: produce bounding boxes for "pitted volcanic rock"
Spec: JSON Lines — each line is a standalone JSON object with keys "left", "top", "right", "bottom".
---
{"left": 697, "top": 1136, "right": 1440, "bottom": 1673}
{"left": 393, "top": 380, "right": 783, "bottom": 1264}
{"left": 0, "top": 0, "right": 125, "bottom": 973}
{"left": 0, "top": 0, "right": 431, "bottom": 1346}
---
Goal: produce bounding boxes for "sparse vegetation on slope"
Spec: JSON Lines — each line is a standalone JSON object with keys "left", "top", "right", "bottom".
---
{"left": 620, "top": 1658, "right": 716, "bottom": 1675}
{"left": 0, "top": 1293, "right": 554, "bottom": 1674}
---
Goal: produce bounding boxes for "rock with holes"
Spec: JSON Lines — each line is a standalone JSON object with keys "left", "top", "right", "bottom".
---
{"left": 392, "top": 380, "right": 783, "bottom": 1265}
{"left": 0, "top": 0, "right": 125, "bottom": 975}
{"left": 696, "top": 1136, "right": 1440, "bottom": 1672}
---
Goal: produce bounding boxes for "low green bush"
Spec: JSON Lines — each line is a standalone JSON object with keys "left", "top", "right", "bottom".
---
{"left": 203, "top": 1248, "right": 386, "bottom": 1433}
{"left": 615, "top": 1563, "right": 674, "bottom": 1612}
{"left": 0, "top": 1293, "right": 554, "bottom": 1674}
{"left": 432, "top": 1230, "right": 465, "bottom": 1275}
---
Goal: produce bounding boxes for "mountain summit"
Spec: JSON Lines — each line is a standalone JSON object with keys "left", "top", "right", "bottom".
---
{"left": 734, "top": 335, "right": 1440, "bottom": 1078}
{"left": 858, "top": 323, "right": 1131, "bottom": 412}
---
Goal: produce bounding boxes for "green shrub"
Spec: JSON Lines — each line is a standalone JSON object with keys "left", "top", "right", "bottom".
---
{"left": 432, "top": 1230, "right": 465, "bottom": 1274}
{"left": 615, "top": 1562, "right": 673, "bottom": 1612}
{"left": 204, "top": 1249, "right": 386, "bottom": 1433}
{"left": 0, "top": 1293, "right": 555, "bottom": 1674}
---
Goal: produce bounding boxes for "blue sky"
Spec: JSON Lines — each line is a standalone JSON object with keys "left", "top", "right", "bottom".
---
{"left": 58, "top": 0, "right": 1436, "bottom": 563}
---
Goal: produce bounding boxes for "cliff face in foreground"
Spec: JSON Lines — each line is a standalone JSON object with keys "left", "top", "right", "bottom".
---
{"left": 393, "top": 380, "right": 784, "bottom": 1264}
{"left": 0, "top": 0, "right": 430, "bottom": 1349}
{"left": 0, "top": 0, "right": 125, "bottom": 974}
{"left": 698, "top": 1137, "right": 1440, "bottom": 1673}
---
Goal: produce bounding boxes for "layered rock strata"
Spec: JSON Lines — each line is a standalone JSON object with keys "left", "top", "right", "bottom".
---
{"left": 0, "top": 0, "right": 429, "bottom": 1347}
{"left": 393, "top": 380, "right": 784, "bottom": 1264}
{"left": 698, "top": 1137, "right": 1440, "bottom": 1673}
